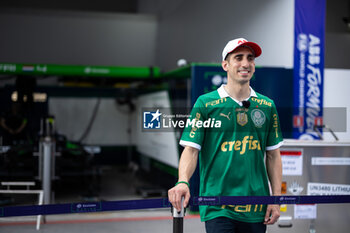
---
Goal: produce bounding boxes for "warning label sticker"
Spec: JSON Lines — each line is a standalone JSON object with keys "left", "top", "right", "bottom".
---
{"left": 307, "top": 182, "right": 350, "bottom": 195}
{"left": 281, "top": 149, "right": 303, "bottom": 176}
{"left": 294, "top": 204, "right": 317, "bottom": 219}
{"left": 311, "top": 157, "right": 350, "bottom": 166}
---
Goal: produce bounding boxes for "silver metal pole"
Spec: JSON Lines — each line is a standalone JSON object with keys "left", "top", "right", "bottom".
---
{"left": 172, "top": 197, "right": 185, "bottom": 233}
{"left": 43, "top": 137, "right": 52, "bottom": 205}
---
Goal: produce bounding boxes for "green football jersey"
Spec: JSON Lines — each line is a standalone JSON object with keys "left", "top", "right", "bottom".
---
{"left": 180, "top": 85, "right": 283, "bottom": 223}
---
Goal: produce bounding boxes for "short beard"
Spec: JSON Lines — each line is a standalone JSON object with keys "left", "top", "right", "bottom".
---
{"left": 237, "top": 79, "right": 250, "bottom": 85}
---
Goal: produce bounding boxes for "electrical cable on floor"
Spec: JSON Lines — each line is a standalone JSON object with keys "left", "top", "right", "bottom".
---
{"left": 78, "top": 98, "right": 101, "bottom": 143}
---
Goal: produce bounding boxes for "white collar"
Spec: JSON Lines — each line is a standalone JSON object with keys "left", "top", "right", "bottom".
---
{"left": 217, "top": 84, "right": 257, "bottom": 106}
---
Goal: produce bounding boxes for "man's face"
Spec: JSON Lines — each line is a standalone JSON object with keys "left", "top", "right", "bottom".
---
{"left": 222, "top": 46, "right": 256, "bottom": 85}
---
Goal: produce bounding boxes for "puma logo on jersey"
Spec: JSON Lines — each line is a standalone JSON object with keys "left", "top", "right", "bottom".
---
{"left": 220, "top": 112, "right": 231, "bottom": 120}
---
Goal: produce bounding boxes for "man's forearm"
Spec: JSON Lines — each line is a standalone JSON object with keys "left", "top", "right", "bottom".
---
{"left": 266, "top": 148, "right": 282, "bottom": 195}
{"left": 178, "top": 146, "right": 199, "bottom": 182}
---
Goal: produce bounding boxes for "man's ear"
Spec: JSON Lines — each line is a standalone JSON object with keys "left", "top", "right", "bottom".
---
{"left": 222, "top": 60, "right": 229, "bottom": 71}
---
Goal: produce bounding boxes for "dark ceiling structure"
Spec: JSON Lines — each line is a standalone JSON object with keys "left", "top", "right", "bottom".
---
{"left": 0, "top": 0, "right": 139, "bottom": 14}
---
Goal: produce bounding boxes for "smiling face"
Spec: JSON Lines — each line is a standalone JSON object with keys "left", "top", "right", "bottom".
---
{"left": 221, "top": 46, "right": 256, "bottom": 85}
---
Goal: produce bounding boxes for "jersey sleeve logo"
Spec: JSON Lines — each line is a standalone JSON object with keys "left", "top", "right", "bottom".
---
{"left": 250, "top": 109, "right": 266, "bottom": 128}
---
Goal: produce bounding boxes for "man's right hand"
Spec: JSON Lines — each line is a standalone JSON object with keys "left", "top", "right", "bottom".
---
{"left": 168, "top": 183, "right": 191, "bottom": 212}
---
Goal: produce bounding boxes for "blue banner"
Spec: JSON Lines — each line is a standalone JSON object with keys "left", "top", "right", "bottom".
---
{"left": 293, "top": 0, "right": 326, "bottom": 139}
{"left": 1, "top": 196, "right": 350, "bottom": 217}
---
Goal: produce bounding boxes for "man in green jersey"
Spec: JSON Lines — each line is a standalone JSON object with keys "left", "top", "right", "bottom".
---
{"left": 168, "top": 38, "right": 283, "bottom": 233}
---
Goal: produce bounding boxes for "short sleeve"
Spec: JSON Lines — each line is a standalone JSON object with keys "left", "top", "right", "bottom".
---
{"left": 179, "top": 98, "right": 206, "bottom": 150}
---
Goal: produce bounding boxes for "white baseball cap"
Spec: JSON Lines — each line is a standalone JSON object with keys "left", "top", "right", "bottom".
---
{"left": 222, "top": 38, "right": 262, "bottom": 61}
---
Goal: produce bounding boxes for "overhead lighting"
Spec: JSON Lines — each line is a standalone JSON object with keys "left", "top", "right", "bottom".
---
{"left": 11, "top": 91, "right": 47, "bottom": 102}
